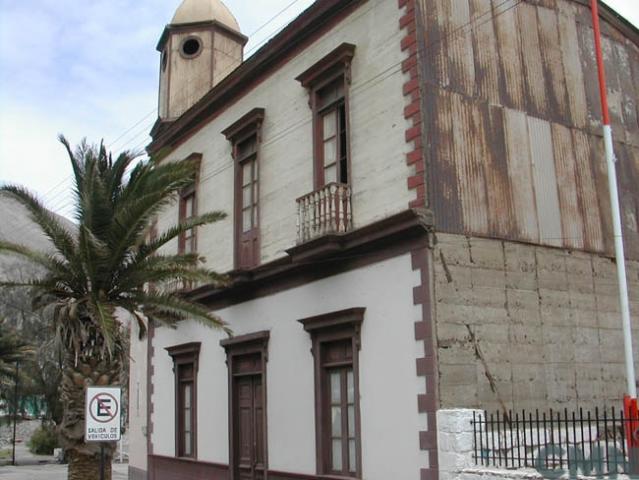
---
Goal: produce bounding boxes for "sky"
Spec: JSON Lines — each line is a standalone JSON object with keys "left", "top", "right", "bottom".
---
{"left": 0, "top": 0, "right": 637, "bottom": 220}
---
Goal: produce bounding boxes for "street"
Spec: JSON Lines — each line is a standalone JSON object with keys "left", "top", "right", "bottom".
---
{"left": 0, "top": 462, "right": 128, "bottom": 479}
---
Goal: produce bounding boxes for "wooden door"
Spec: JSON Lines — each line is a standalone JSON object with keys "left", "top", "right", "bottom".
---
{"left": 234, "top": 374, "right": 265, "bottom": 480}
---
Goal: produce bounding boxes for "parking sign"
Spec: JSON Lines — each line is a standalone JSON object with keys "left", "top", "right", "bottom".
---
{"left": 85, "top": 386, "right": 122, "bottom": 442}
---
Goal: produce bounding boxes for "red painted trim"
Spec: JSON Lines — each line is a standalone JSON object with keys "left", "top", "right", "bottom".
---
{"left": 411, "top": 247, "right": 439, "bottom": 478}
{"left": 400, "top": 6, "right": 438, "bottom": 478}
{"left": 590, "top": 0, "right": 611, "bottom": 126}
{"left": 399, "top": 0, "right": 426, "bottom": 210}
{"left": 146, "top": 320, "right": 155, "bottom": 477}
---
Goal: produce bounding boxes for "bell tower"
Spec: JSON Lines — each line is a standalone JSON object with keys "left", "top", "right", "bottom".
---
{"left": 157, "top": 0, "right": 248, "bottom": 120}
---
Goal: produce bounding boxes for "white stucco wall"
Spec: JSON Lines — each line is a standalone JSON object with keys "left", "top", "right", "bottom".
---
{"left": 127, "top": 321, "right": 148, "bottom": 475}
{"left": 155, "top": 0, "right": 411, "bottom": 270}
{"left": 150, "top": 252, "right": 428, "bottom": 478}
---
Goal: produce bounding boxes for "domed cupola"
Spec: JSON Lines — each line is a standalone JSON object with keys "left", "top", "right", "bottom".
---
{"left": 157, "top": 0, "right": 248, "bottom": 120}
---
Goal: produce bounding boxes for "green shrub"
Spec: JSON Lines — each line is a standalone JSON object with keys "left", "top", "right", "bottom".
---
{"left": 28, "top": 425, "right": 59, "bottom": 455}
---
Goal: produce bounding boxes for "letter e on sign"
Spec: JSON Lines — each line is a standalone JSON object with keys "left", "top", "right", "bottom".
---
{"left": 85, "top": 386, "right": 122, "bottom": 442}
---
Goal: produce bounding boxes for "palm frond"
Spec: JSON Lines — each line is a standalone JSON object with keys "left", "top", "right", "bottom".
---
{"left": 137, "top": 211, "right": 227, "bottom": 260}
{"left": 0, "top": 185, "right": 78, "bottom": 266}
{"left": 91, "top": 301, "right": 117, "bottom": 359}
{"left": 0, "top": 240, "right": 79, "bottom": 289}
{"left": 131, "top": 291, "right": 227, "bottom": 331}
{"left": 6, "top": 136, "right": 229, "bottom": 365}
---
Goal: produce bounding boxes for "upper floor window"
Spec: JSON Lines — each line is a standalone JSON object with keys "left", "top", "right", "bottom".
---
{"left": 222, "top": 108, "right": 265, "bottom": 270}
{"left": 296, "top": 43, "right": 355, "bottom": 190}
{"left": 166, "top": 342, "right": 201, "bottom": 459}
{"left": 299, "top": 307, "right": 364, "bottom": 477}
{"left": 178, "top": 154, "right": 202, "bottom": 255}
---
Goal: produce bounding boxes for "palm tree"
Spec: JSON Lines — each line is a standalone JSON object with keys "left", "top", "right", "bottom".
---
{"left": 0, "top": 318, "right": 34, "bottom": 384}
{"left": 0, "top": 137, "right": 228, "bottom": 480}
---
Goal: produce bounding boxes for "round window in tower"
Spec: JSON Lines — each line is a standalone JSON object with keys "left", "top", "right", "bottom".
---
{"left": 180, "top": 36, "right": 202, "bottom": 59}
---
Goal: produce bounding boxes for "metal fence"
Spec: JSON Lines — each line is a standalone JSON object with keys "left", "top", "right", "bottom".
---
{"left": 471, "top": 408, "right": 639, "bottom": 477}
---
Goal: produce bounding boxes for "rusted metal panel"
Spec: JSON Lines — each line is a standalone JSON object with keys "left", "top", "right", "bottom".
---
{"left": 483, "top": 104, "right": 515, "bottom": 237}
{"left": 527, "top": 116, "right": 563, "bottom": 247}
{"left": 469, "top": 0, "right": 502, "bottom": 106}
{"left": 615, "top": 144, "right": 639, "bottom": 260}
{"left": 588, "top": 135, "right": 615, "bottom": 255}
{"left": 426, "top": 89, "right": 464, "bottom": 233}
{"left": 630, "top": 44, "right": 639, "bottom": 145}
{"left": 444, "top": 0, "right": 476, "bottom": 97}
{"left": 451, "top": 92, "right": 489, "bottom": 234}
{"left": 537, "top": 6, "right": 571, "bottom": 124}
{"left": 551, "top": 123, "right": 584, "bottom": 249}
{"left": 526, "top": 0, "right": 556, "bottom": 8}
{"left": 517, "top": 3, "right": 548, "bottom": 119}
{"left": 418, "top": 0, "right": 444, "bottom": 87}
{"left": 615, "top": 43, "right": 639, "bottom": 147}
{"left": 417, "top": 0, "right": 638, "bottom": 259}
{"left": 571, "top": 129, "right": 604, "bottom": 253}
{"left": 577, "top": 20, "right": 604, "bottom": 135}
{"left": 503, "top": 108, "right": 539, "bottom": 243}
{"left": 602, "top": 35, "right": 626, "bottom": 143}
{"left": 557, "top": 1, "right": 588, "bottom": 129}
{"left": 492, "top": 0, "right": 526, "bottom": 111}
{"left": 430, "top": 0, "right": 452, "bottom": 89}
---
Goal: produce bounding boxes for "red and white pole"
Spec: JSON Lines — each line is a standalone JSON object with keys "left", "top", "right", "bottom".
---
{"left": 590, "top": 0, "right": 638, "bottom": 449}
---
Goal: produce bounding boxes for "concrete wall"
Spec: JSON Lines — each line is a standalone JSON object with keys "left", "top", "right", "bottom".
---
{"left": 155, "top": 0, "right": 412, "bottom": 271}
{"left": 434, "top": 233, "right": 639, "bottom": 413}
{"left": 150, "top": 253, "right": 428, "bottom": 478}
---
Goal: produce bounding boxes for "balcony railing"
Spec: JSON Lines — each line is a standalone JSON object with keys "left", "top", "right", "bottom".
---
{"left": 297, "top": 182, "right": 352, "bottom": 244}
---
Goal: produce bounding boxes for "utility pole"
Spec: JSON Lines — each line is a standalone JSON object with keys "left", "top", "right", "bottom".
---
{"left": 11, "top": 360, "right": 19, "bottom": 466}
{"left": 590, "top": 0, "right": 638, "bottom": 467}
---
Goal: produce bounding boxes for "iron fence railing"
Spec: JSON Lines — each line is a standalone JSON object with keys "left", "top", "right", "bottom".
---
{"left": 471, "top": 408, "right": 639, "bottom": 477}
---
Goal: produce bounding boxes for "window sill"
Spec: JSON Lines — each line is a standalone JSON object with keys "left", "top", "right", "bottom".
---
{"left": 317, "top": 475, "right": 360, "bottom": 480}
{"left": 172, "top": 455, "right": 197, "bottom": 462}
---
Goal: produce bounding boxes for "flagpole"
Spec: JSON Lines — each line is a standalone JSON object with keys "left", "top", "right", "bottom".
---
{"left": 590, "top": 0, "right": 636, "bottom": 399}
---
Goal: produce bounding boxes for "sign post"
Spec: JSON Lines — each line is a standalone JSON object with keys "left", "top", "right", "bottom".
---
{"left": 85, "top": 386, "right": 122, "bottom": 480}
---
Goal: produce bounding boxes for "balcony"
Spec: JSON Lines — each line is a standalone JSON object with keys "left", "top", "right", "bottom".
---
{"left": 296, "top": 182, "right": 352, "bottom": 244}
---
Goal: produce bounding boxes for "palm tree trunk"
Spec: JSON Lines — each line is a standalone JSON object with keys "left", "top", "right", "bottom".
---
{"left": 68, "top": 450, "right": 113, "bottom": 480}
{"left": 60, "top": 352, "right": 121, "bottom": 480}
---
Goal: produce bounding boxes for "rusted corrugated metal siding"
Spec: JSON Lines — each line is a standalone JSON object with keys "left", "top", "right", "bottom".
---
{"left": 418, "top": 0, "right": 639, "bottom": 260}
{"left": 503, "top": 108, "right": 539, "bottom": 242}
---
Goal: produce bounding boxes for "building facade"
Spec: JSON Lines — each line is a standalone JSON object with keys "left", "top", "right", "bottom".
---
{"left": 128, "top": 0, "right": 639, "bottom": 479}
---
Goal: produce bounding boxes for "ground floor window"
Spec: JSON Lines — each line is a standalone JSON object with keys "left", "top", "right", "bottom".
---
{"left": 165, "top": 342, "right": 200, "bottom": 458}
{"left": 299, "top": 308, "right": 364, "bottom": 477}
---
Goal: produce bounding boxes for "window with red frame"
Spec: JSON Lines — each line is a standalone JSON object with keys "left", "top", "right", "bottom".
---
{"left": 296, "top": 43, "right": 355, "bottom": 190}
{"left": 177, "top": 154, "right": 201, "bottom": 255}
{"left": 179, "top": 184, "right": 197, "bottom": 255}
{"left": 166, "top": 342, "right": 200, "bottom": 459}
{"left": 299, "top": 307, "right": 364, "bottom": 478}
{"left": 223, "top": 108, "right": 264, "bottom": 270}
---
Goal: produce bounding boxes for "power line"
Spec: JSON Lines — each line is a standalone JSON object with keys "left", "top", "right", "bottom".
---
{"left": 28, "top": 0, "right": 522, "bottom": 230}
{"left": 246, "top": 0, "right": 307, "bottom": 40}
{"left": 31, "top": 1, "right": 313, "bottom": 218}
{"left": 195, "top": 0, "right": 521, "bottom": 186}
{"left": 106, "top": 108, "right": 157, "bottom": 149}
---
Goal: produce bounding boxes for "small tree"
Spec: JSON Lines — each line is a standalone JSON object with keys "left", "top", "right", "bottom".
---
{"left": 0, "top": 137, "right": 228, "bottom": 480}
